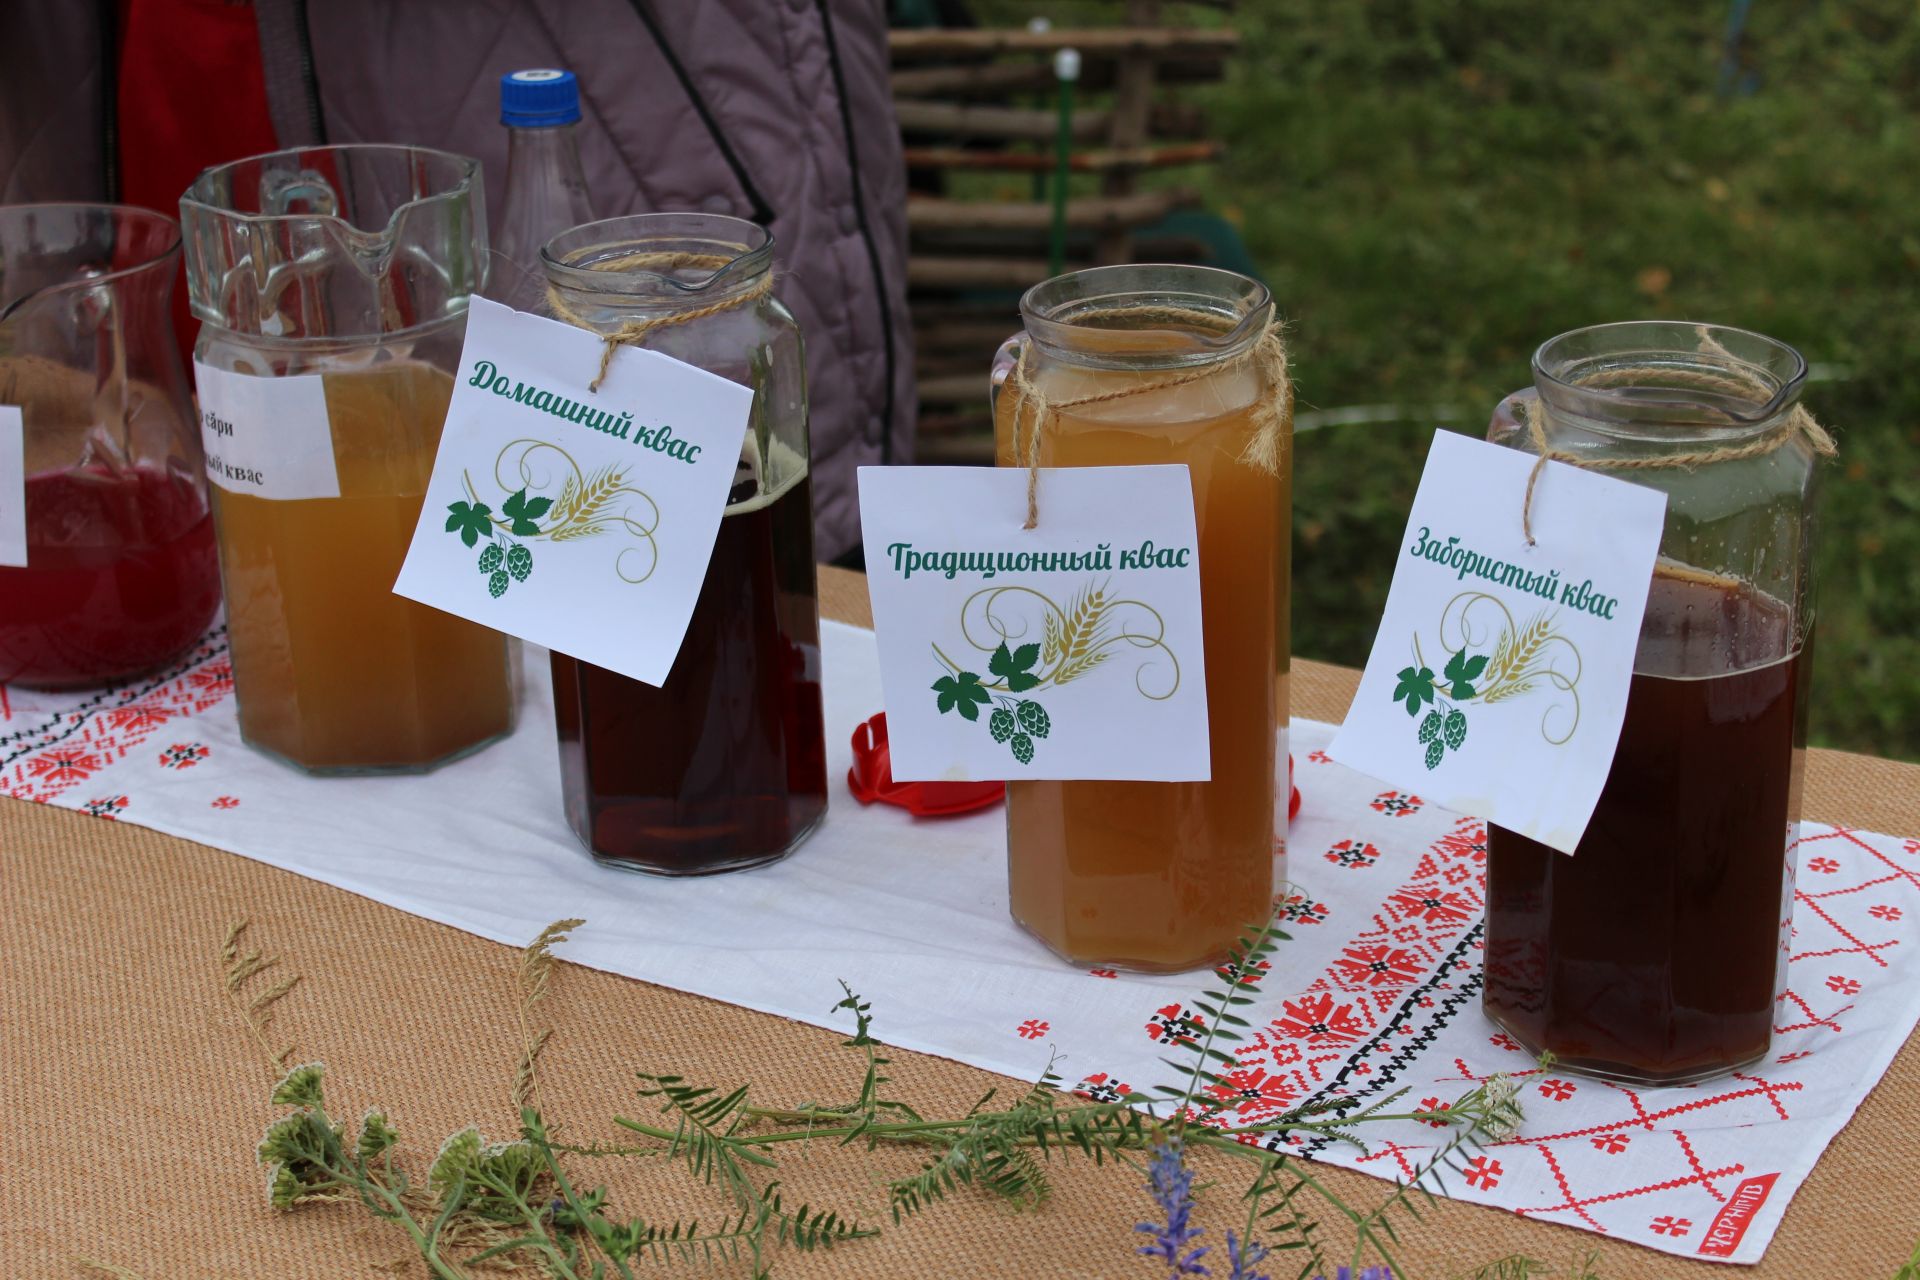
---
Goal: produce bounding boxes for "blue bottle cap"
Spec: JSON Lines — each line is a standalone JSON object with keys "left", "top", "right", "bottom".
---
{"left": 500, "top": 69, "right": 581, "bottom": 127}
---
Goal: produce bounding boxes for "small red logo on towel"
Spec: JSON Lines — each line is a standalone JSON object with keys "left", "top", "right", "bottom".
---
{"left": 1696, "top": 1173, "right": 1779, "bottom": 1258}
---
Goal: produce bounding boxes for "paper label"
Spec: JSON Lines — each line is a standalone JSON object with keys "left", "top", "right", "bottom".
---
{"left": 859, "top": 464, "right": 1212, "bottom": 783}
{"left": 191, "top": 361, "right": 340, "bottom": 500}
{"left": 393, "top": 297, "right": 754, "bottom": 687}
{"left": 1329, "top": 431, "right": 1667, "bottom": 853}
{"left": 0, "top": 406, "right": 24, "bottom": 567}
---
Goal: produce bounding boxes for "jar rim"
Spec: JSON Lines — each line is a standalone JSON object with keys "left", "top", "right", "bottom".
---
{"left": 1532, "top": 320, "right": 1808, "bottom": 433}
{"left": 1018, "top": 263, "right": 1272, "bottom": 370}
{"left": 541, "top": 213, "right": 774, "bottom": 299}
{"left": 0, "top": 203, "right": 182, "bottom": 321}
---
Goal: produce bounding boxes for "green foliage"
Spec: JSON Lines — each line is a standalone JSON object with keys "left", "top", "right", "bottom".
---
{"left": 1895, "top": 1234, "right": 1920, "bottom": 1280}
{"left": 230, "top": 908, "right": 1547, "bottom": 1279}
{"left": 1190, "top": 0, "right": 1920, "bottom": 761}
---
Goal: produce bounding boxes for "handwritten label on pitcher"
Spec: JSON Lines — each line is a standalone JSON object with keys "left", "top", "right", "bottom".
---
{"left": 859, "top": 464, "right": 1212, "bottom": 783}
{"left": 190, "top": 362, "right": 341, "bottom": 500}
{"left": 1329, "top": 431, "right": 1666, "bottom": 853}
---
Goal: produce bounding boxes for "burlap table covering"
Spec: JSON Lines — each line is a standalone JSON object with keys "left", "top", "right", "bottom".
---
{"left": 4, "top": 566, "right": 1916, "bottom": 1279}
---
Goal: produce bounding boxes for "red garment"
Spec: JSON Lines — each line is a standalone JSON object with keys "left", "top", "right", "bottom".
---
{"left": 115, "top": 0, "right": 280, "bottom": 363}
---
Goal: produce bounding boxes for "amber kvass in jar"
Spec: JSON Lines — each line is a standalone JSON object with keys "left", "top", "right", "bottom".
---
{"left": 1482, "top": 322, "right": 1823, "bottom": 1086}
{"left": 991, "top": 265, "right": 1291, "bottom": 972}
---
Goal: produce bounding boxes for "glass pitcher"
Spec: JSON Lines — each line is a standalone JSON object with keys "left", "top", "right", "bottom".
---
{"left": 180, "top": 145, "right": 515, "bottom": 774}
{"left": 1482, "top": 321, "right": 1822, "bottom": 1085}
{"left": 542, "top": 214, "right": 827, "bottom": 875}
{"left": 990, "top": 264, "right": 1292, "bottom": 971}
{"left": 0, "top": 204, "right": 220, "bottom": 688}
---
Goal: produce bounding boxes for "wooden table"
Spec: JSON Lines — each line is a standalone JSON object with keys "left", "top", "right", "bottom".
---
{"left": 4, "top": 565, "right": 1916, "bottom": 1278}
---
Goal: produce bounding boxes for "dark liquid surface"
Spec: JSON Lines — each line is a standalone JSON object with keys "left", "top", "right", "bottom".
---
{"left": 0, "top": 467, "right": 220, "bottom": 688}
{"left": 1484, "top": 569, "right": 1804, "bottom": 1084}
{"left": 551, "top": 470, "right": 827, "bottom": 874}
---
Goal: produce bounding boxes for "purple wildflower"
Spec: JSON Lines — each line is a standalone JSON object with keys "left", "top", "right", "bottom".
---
{"left": 1317, "top": 1268, "right": 1395, "bottom": 1280}
{"left": 1224, "top": 1230, "right": 1271, "bottom": 1280}
{"left": 1136, "top": 1139, "right": 1210, "bottom": 1276}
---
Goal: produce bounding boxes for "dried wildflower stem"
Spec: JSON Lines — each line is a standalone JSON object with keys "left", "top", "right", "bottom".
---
{"left": 72, "top": 1260, "right": 145, "bottom": 1280}
{"left": 513, "top": 918, "right": 583, "bottom": 1116}
{"left": 219, "top": 919, "right": 300, "bottom": 1075}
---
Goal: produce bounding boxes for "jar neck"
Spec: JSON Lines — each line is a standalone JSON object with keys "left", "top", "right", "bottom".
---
{"left": 1530, "top": 320, "right": 1807, "bottom": 448}
{"left": 1018, "top": 263, "right": 1272, "bottom": 372}
{"left": 541, "top": 214, "right": 773, "bottom": 331}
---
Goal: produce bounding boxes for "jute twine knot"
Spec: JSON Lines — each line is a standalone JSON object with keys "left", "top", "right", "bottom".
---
{"left": 1003, "top": 305, "right": 1293, "bottom": 529}
{"left": 544, "top": 250, "right": 773, "bottom": 391}
{"left": 1518, "top": 328, "right": 1837, "bottom": 546}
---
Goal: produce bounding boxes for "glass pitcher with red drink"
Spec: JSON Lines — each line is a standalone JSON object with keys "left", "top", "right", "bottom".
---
{"left": 0, "top": 204, "right": 220, "bottom": 688}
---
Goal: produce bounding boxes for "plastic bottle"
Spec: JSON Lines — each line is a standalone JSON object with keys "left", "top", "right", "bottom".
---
{"left": 488, "top": 69, "right": 595, "bottom": 308}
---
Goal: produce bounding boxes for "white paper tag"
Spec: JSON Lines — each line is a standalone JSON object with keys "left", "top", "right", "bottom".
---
{"left": 0, "top": 406, "right": 25, "bottom": 568}
{"left": 859, "top": 464, "right": 1212, "bottom": 783}
{"left": 393, "top": 297, "right": 754, "bottom": 687}
{"left": 1329, "top": 431, "right": 1667, "bottom": 853}
{"left": 191, "top": 361, "right": 341, "bottom": 500}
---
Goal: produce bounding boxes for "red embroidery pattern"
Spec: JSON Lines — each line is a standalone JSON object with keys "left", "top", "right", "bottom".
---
{"left": 3, "top": 638, "right": 233, "bottom": 805}
{"left": 1072, "top": 1072, "right": 1132, "bottom": 1103}
{"left": 159, "top": 742, "right": 211, "bottom": 769}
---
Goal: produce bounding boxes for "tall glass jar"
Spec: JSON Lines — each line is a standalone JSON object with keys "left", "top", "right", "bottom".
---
{"left": 542, "top": 214, "right": 827, "bottom": 876}
{"left": 181, "top": 145, "right": 516, "bottom": 774}
{"left": 1482, "top": 321, "right": 1821, "bottom": 1085}
{"left": 0, "top": 204, "right": 220, "bottom": 687}
{"left": 991, "top": 265, "right": 1292, "bottom": 972}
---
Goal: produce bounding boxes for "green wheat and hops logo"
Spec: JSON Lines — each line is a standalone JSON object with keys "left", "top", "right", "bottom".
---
{"left": 443, "top": 440, "right": 660, "bottom": 599}
{"left": 930, "top": 579, "right": 1175, "bottom": 766}
{"left": 1391, "top": 598, "right": 1579, "bottom": 769}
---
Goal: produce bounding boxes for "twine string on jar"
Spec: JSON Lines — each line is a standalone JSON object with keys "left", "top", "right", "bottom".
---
{"left": 1518, "top": 328, "right": 1837, "bottom": 546}
{"left": 544, "top": 250, "right": 773, "bottom": 391}
{"left": 1003, "top": 304, "right": 1293, "bottom": 529}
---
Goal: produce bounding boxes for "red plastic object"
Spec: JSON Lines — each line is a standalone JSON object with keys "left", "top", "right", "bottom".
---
{"left": 1289, "top": 754, "right": 1301, "bottom": 822}
{"left": 847, "top": 712, "right": 1005, "bottom": 816}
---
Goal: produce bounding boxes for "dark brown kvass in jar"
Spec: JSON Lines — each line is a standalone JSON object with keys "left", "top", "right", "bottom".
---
{"left": 1481, "top": 321, "right": 1824, "bottom": 1087}
{"left": 1484, "top": 566, "right": 1804, "bottom": 1083}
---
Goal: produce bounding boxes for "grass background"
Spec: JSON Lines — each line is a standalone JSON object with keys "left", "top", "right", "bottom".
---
{"left": 1007, "top": 0, "right": 1920, "bottom": 761}
{"left": 1211, "top": 0, "right": 1920, "bottom": 761}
